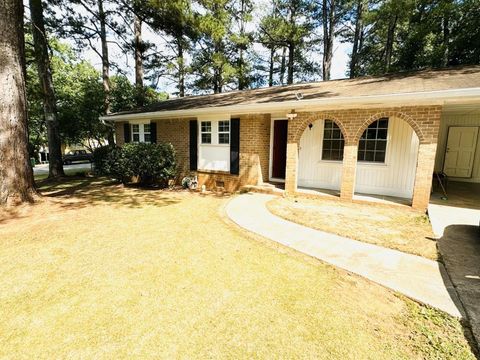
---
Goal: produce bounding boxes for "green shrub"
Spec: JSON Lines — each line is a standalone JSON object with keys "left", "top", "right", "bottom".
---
{"left": 93, "top": 145, "right": 113, "bottom": 173}
{"left": 94, "top": 143, "right": 177, "bottom": 186}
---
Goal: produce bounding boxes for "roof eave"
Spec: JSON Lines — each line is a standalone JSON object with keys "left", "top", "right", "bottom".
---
{"left": 100, "top": 87, "right": 480, "bottom": 122}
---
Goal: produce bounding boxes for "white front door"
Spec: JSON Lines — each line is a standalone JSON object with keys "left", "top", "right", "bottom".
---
{"left": 443, "top": 126, "right": 479, "bottom": 178}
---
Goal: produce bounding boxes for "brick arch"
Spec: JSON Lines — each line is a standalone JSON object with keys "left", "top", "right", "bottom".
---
{"left": 353, "top": 111, "right": 425, "bottom": 144}
{"left": 292, "top": 114, "right": 349, "bottom": 144}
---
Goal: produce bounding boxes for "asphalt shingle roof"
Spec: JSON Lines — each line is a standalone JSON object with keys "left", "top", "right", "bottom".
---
{"left": 109, "top": 66, "right": 480, "bottom": 116}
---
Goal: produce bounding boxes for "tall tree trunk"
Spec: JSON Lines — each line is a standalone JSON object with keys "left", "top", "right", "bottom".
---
{"left": 287, "top": 3, "right": 296, "bottom": 85}
{"left": 322, "top": 0, "right": 335, "bottom": 81}
{"left": 134, "top": 14, "right": 144, "bottom": 107}
{"left": 279, "top": 46, "right": 286, "bottom": 85}
{"left": 213, "top": 41, "right": 222, "bottom": 93}
{"left": 384, "top": 14, "right": 398, "bottom": 73}
{"left": 350, "top": 0, "right": 364, "bottom": 78}
{"left": 237, "top": 0, "right": 246, "bottom": 90}
{"left": 287, "top": 42, "right": 294, "bottom": 84}
{"left": 177, "top": 38, "right": 185, "bottom": 97}
{"left": 0, "top": 0, "right": 37, "bottom": 205}
{"left": 98, "top": 0, "right": 114, "bottom": 145}
{"left": 268, "top": 47, "right": 275, "bottom": 87}
{"left": 30, "top": 0, "right": 64, "bottom": 178}
{"left": 442, "top": 5, "right": 450, "bottom": 67}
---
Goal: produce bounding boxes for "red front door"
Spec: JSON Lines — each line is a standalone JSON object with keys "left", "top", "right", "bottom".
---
{"left": 272, "top": 120, "right": 288, "bottom": 179}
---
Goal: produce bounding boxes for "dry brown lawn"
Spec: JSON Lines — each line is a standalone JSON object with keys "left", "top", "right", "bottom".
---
{"left": 0, "top": 177, "right": 475, "bottom": 359}
{"left": 267, "top": 196, "right": 438, "bottom": 260}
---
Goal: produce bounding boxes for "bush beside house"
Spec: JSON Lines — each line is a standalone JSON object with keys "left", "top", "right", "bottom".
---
{"left": 94, "top": 143, "right": 177, "bottom": 186}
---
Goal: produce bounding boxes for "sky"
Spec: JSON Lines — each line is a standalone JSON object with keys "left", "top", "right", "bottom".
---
{"left": 74, "top": 1, "right": 352, "bottom": 97}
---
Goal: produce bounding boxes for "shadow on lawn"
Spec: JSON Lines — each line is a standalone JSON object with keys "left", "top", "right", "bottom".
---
{"left": 36, "top": 176, "right": 182, "bottom": 210}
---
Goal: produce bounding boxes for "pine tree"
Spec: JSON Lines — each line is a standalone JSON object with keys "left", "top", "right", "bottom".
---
{"left": 258, "top": 0, "right": 317, "bottom": 85}
{"left": 30, "top": 0, "right": 65, "bottom": 178}
{"left": 0, "top": 0, "right": 37, "bottom": 204}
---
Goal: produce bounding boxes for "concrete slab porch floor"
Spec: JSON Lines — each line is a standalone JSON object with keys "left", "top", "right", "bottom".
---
{"left": 226, "top": 193, "right": 463, "bottom": 318}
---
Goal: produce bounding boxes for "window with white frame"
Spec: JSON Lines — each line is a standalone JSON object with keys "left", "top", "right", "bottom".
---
{"left": 218, "top": 120, "right": 230, "bottom": 144}
{"left": 131, "top": 123, "right": 151, "bottom": 143}
{"left": 201, "top": 121, "right": 212, "bottom": 144}
{"left": 358, "top": 118, "right": 389, "bottom": 162}
{"left": 322, "top": 120, "right": 344, "bottom": 161}
{"left": 198, "top": 119, "right": 231, "bottom": 172}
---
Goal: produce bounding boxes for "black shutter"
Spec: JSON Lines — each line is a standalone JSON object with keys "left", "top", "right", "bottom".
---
{"left": 230, "top": 118, "right": 240, "bottom": 175}
{"left": 150, "top": 122, "right": 157, "bottom": 143}
{"left": 123, "top": 123, "right": 131, "bottom": 143}
{"left": 189, "top": 120, "right": 198, "bottom": 171}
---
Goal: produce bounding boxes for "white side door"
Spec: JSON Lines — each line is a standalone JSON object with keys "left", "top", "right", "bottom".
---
{"left": 443, "top": 126, "right": 479, "bottom": 178}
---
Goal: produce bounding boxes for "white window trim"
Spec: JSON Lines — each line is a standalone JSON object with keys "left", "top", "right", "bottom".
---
{"left": 198, "top": 120, "right": 230, "bottom": 147}
{"left": 197, "top": 118, "right": 231, "bottom": 172}
{"left": 200, "top": 121, "right": 212, "bottom": 144}
{"left": 130, "top": 122, "right": 151, "bottom": 143}
{"left": 218, "top": 120, "right": 230, "bottom": 145}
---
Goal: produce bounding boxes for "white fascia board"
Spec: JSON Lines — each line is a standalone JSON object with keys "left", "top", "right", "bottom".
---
{"left": 101, "top": 87, "right": 480, "bottom": 122}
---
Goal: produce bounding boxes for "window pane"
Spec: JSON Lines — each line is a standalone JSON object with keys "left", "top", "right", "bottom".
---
{"left": 364, "top": 151, "right": 375, "bottom": 161}
{"left": 143, "top": 124, "right": 151, "bottom": 133}
{"left": 144, "top": 133, "right": 151, "bottom": 143}
{"left": 132, "top": 124, "right": 139, "bottom": 133}
{"left": 366, "top": 129, "right": 377, "bottom": 139}
{"left": 219, "top": 133, "right": 229, "bottom": 144}
{"left": 324, "top": 120, "right": 334, "bottom": 129}
{"left": 378, "top": 118, "right": 389, "bottom": 128}
{"left": 332, "top": 140, "right": 342, "bottom": 150}
{"left": 359, "top": 140, "right": 366, "bottom": 151}
{"left": 133, "top": 133, "right": 140, "bottom": 142}
{"left": 376, "top": 140, "right": 387, "bottom": 151}
{"left": 331, "top": 150, "right": 342, "bottom": 160}
{"left": 366, "top": 140, "right": 376, "bottom": 150}
{"left": 377, "top": 129, "right": 387, "bottom": 140}
{"left": 322, "top": 121, "right": 344, "bottom": 161}
{"left": 201, "top": 121, "right": 211, "bottom": 133}
{"left": 375, "top": 151, "right": 386, "bottom": 162}
{"left": 322, "top": 140, "right": 332, "bottom": 151}
{"left": 322, "top": 149, "right": 331, "bottom": 160}
{"left": 358, "top": 119, "right": 388, "bottom": 163}
{"left": 218, "top": 121, "right": 230, "bottom": 132}
{"left": 201, "top": 133, "right": 211, "bottom": 144}
{"left": 357, "top": 149, "right": 365, "bottom": 161}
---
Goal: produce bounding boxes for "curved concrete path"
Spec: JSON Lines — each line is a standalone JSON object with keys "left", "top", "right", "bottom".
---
{"left": 226, "top": 193, "right": 463, "bottom": 317}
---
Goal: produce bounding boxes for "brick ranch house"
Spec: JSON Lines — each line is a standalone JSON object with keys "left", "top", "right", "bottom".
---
{"left": 103, "top": 66, "right": 480, "bottom": 212}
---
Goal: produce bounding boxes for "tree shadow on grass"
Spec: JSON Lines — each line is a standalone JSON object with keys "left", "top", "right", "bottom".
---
{"left": 36, "top": 176, "right": 182, "bottom": 210}
{"left": 0, "top": 207, "right": 28, "bottom": 225}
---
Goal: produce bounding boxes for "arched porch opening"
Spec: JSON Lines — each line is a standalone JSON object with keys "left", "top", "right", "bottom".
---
{"left": 353, "top": 115, "right": 421, "bottom": 203}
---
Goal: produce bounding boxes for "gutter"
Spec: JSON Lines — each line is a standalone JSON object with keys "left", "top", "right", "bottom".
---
{"left": 100, "top": 87, "right": 480, "bottom": 121}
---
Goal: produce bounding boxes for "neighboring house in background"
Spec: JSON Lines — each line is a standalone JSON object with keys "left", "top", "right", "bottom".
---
{"left": 102, "top": 66, "right": 480, "bottom": 212}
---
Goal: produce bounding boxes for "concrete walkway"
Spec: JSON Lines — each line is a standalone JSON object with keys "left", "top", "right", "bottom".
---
{"left": 226, "top": 193, "right": 463, "bottom": 317}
